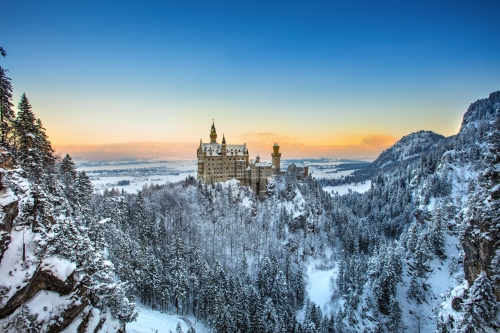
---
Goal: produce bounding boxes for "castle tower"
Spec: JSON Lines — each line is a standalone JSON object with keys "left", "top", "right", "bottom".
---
{"left": 221, "top": 133, "right": 227, "bottom": 155}
{"left": 210, "top": 120, "right": 217, "bottom": 143}
{"left": 271, "top": 143, "right": 281, "bottom": 174}
{"left": 303, "top": 161, "right": 309, "bottom": 178}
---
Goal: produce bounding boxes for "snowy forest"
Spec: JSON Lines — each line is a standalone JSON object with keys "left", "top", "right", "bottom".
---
{"left": 0, "top": 47, "right": 499, "bottom": 332}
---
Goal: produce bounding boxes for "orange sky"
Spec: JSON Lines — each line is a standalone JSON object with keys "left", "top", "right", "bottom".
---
{"left": 55, "top": 133, "right": 398, "bottom": 161}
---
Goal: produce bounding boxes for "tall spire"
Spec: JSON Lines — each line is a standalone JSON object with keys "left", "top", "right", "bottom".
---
{"left": 222, "top": 133, "right": 226, "bottom": 144}
{"left": 210, "top": 119, "right": 217, "bottom": 143}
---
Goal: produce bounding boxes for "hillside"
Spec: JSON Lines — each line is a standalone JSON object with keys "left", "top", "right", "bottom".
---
{"left": 318, "top": 130, "right": 447, "bottom": 187}
{"left": 0, "top": 93, "right": 136, "bottom": 330}
{"left": 370, "top": 130, "right": 446, "bottom": 170}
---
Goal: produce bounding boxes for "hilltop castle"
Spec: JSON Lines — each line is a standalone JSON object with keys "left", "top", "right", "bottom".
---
{"left": 197, "top": 121, "right": 281, "bottom": 194}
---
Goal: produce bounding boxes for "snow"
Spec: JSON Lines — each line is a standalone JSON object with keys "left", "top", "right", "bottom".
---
{"left": 397, "top": 245, "right": 461, "bottom": 333}
{"left": 0, "top": 229, "right": 37, "bottom": 305}
{"left": 60, "top": 310, "right": 85, "bottom": 333}
{"left": 306, "top": 263, "right": 336, "bottom": 312}
{"left": 0, "top": 187, "right": 17, "bottom": 206}
{"left": 41, "top": 256, "right": 77, "bottom": 282}
{"left": 86, "top": 308, "right": 103, "bottom": 332}
{"left": 78, "top": 160, "right": 197, "bottom": 193}
{"left": 323, "top": 180, "right": 371, "bottom": 195}
{"left": 100, "top": 307, "right": 123, "bottom": 333}
{"left": 25, "top": 290, "right": 74, "bottom": 322}
{"left": 127, "top": 302, "right": 207, "bottom": 333}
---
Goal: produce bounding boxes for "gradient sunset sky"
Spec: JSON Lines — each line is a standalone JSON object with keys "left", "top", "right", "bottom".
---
{"left": 3, "top": 0, "right": 500, "bottom": 160}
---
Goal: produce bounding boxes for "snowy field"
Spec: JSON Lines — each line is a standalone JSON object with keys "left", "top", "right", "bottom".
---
{"left": 127, "top": 303, "right": 208, "bottom": 333}
{"left": 78, "top": 160, "right": 197, "bottom": 193}
{"left": 306, "top": 262, "right": 337, "bottom": 313}
{"left": 323, "top": 181, "right": 372, "bottom": 195}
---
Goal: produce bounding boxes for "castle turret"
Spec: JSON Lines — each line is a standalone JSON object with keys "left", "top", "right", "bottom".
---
{"left": 210, "top": 120, "right": 217, "bottom": 143}
{"left": 222, "top": 133, "right": 227, "bottom": 155}
{"left": 303, "top": 161, "right": 309, "bottom": 178}
{"left": 271, "top": 143, "right": 281, "bottom": 174}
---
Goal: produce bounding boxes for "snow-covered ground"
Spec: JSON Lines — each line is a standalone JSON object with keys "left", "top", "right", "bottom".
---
{"left": 306, "top": 261, "right": 337, "bottom": 314}
{"left": 323, "top": 181, "right": 372, "bottom": 195}
{"left": 89, "top": 174, "right": 196, "bottom": 193}
{"left": 302, "top": 159, "right": 373, "bottom": 180}
{"left": 78, "top": 160, "right": 197, "bottom": 193}
{"left": 127, "top": 303, "right": 208, "bottom": 333}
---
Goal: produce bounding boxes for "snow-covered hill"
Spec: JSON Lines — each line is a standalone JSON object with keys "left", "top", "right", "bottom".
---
{"left": 371, "top": 130, "right": 446, "bottom": 170}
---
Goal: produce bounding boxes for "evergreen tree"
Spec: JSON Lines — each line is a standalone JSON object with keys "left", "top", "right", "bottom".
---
{"left": 213, "top": 289, "right": 235, "bottom": 333}
{"left": 385, "top": 295, "right": 402, "bottom": 332}
{"left": 458, "top": 272, "right": 498, "bottom": 332}
{"left": 261, "top": 297, "right": 279, "bottom": 333}
{"left": 429, "top": 202, "right": 446, "bottom": 259}
{"left": 169, "top": 234, "right": 189, "bottom": 314}
{"left": 76, "top": 170, "right": 93, "bottom": 225}
{"left": 15, "top": 93, "right": 37, "bottom": 154}
{"left": 0, "top": 48, "right": 14, "bottom": 145}
{"left": 58, "top": 153, "right": 78, "bottom": 209}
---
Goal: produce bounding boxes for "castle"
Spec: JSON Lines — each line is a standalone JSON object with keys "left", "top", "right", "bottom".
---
{"left": 197, "top": 121, "right": 281, "bottom": 194}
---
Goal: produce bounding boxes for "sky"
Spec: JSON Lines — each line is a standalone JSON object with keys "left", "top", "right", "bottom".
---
{"left": 2, "top": 0, "right": 500, "bottom": 160}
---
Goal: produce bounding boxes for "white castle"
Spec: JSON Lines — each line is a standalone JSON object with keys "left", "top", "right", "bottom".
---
{"left": 197, "top": 121, "right": 281, "bottom": 194}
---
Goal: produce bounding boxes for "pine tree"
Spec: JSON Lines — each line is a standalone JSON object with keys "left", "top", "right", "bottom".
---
{"left": 385, "top": 295, "right": 402, "bottom": 332}
{"left": 272, "top": 270, "right": 288, "bottom": 314}
{"left": 213, "top": 289, "right": 235, "bottom": 333}
{"left": 59, "top": 153, "right": 78, "bottom": 209}
{"left": 261, "top": 297, "right": 279, "bottom": 333}
{"left": 13, "top": 94, "right": 47, "bottom": 184}
{"left": 169, "top": 234, "right": 188, "bottom": 314}
{"left": 408, "top": 232, "right": 432, "bottom": 302}
{"left": 59, "top": 153, "right": 78, "bottom": 184}
{"left": 458, "top": 272, "right": 498, "bottom": 332}
{"left": 405, "top": 222, "right": 418, "bottom": 254}
{"left": 34, "top": 118, "right": 55, "bottom": 168}
{"left": 0, "top": 49, "right": 14, "bottom": 145}
{"left": 76, "top": 171, "right": 93, "bottom": 225}
{"left": 429, "top": 202, "right": 446, "bottom": 259}
{"left": 15, "top": 93, "right": 37, "bottom": 154}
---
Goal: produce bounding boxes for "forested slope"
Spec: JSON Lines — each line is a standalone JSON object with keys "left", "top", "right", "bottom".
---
{"left": 0, "top": 50, "right": 136, "bottom": 332}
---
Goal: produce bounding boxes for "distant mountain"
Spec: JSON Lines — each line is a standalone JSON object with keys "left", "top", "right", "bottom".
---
{"left": 371, "top": 130, "right": 446, "bottom": 170}
{"left": 318, "top": 130, "right": 447, "bottom": 186}
{"left": 461, "top": 91, "right": 500, "bottom": 130}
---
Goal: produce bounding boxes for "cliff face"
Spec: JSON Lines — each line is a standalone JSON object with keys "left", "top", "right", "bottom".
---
{"left": 0, "top": 150, "right": 133, "bottom": 332}
{"left": 463, "top": 217, "right": 500, "bottom": 300}
{"left": 460, "top": 91, "right": 500, "bottom": 301}
{"left": 463, "top": 155, "right": 500, "bottom": 301}
{"left": 461, "top": 91, "right": 500, "bottom": 129}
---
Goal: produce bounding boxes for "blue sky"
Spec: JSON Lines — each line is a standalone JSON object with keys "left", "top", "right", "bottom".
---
{"left": 2, "top": 0, "right": 500, "bottom": 159}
